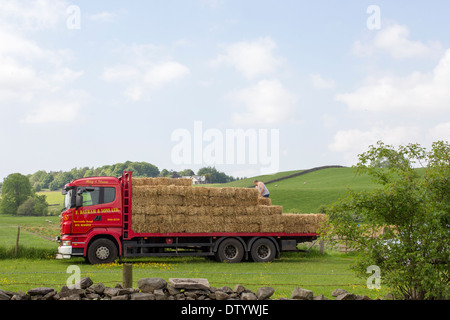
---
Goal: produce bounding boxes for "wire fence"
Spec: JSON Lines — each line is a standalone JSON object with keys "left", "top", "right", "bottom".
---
{"left": 0, "top": 268, "right": 366, "bottom": 290}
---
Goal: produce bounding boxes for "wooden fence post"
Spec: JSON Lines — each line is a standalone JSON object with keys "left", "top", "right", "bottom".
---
{"left": 319, "top": 240, "right": 324, "bottom": 255}
{"left": 123, "top": 263, "right": 133, "bottom": 288}
{"left": 15, "top": 226, "right": 20, "bottom": 257}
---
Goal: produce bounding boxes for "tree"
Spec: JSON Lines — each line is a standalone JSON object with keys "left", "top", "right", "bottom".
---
{"left": 17, "top": 195, "right": 48, "bottom": 216}
{"left": 40, "top": 174, "right": 54, "bottom": 189}
{"left": 49, "top": 172, "right": 74, "bottom": 191}
{"left": 0, "top": 173, "right": 33, "bottom": 214}
{"left": 325, "top": 141, "right": 449, "bottom": 299}
{"left": 29, "top": 170, "right": 47, "bottom": 186}
{"left": 197, "top": 167, "right": 235, "bottom": 183}
{"left": 127, "top": 162, "right": 159, "bottom": 177}
{"left": 178, "top": 169, "right": 195, "bottom": 177}
{"left": 159, "top": 169, "right": 170, "bottom": 177}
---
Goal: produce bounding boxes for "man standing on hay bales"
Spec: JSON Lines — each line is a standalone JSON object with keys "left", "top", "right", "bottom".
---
{"left": 254, "top": 180, "right": 270, "bottom": 198}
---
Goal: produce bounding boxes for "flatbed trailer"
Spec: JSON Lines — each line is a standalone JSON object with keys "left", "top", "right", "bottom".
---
{"left": 56, "top": 171, "right": 318, "bottom": 264}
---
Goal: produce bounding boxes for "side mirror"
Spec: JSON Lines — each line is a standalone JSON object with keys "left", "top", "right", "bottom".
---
{"left": 75, "top": 194, "right": 83, "bottom": 208}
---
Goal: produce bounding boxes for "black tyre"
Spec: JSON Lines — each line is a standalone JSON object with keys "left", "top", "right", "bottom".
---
{"left": 87, "top": 238, "right": 118, "bottom": 264}
{"left": 250, "top": 238, "right": 277, "bottom": 262}
{"left": 216, "top": 238, "right": 244, "bottom": 263}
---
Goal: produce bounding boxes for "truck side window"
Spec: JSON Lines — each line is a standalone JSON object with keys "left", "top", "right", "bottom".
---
{"left": 104, "top": 187, "right": 116, "bottom": 203}
{"left": 82, "top": 187, "right": 116, "bottom": 207}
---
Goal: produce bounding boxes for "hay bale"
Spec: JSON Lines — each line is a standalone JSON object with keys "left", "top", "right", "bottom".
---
{"left": 131, "top": 214, "right": 146, "bottom": 233}
{"left": 259, "top": 215, "right": 283, "bottom": 232}
{"left": 234, "top": 188, "right": 259, "bottom": 205}
{"left": 243, "top": 206, "right": 261, "bottom": 216}
{"left": 131, "top": 176, "right": 326, "bottom": 235}
{"left": 132, "top": 177, "right": 192, "bottom": 187}
{"left": 133, "top": 185, "right": 158, "bottom": 196}
{"left": 223, "top": 216, "right": 261, "bottom": 233}
{"left": 145, "top": 215, "right": 167, "bottom": 233}
{"left": 184, "top": 206, "right": 208, "bottom": 216}
{"left": 211, "top": 206, "right": 225, "bottom": 216}
{"left": 209, "top": 187, "right": 236, "bottom": 198}
{"left": 156, "top": 214, "right": 186, "bottom": 233}
{"left": 257, "top": 197, "right": 272, "bottom": 206}
{"left": 155, "top": 194, "right": 184, "bottom": 206}
{"left": 281, "top": 213, "right": 326, "bottom": 233}
{"left": 209, "top": 196, "right": 237, "bottom": 207}
{"left": 184, "top": 216, "right": 226, "bottom": 233}
{"left": 257, "top": 205, "right": 283, "bottom": 216}
{"left": 183, "top": 187, "right": 210, "bottom": 206}
{"left": 162, "top": 185, "right": 188, "bottom": 196}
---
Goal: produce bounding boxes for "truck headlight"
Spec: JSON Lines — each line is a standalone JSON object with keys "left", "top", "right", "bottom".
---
{"left": 62, "top": 240, "right": 71, "bottom": 246}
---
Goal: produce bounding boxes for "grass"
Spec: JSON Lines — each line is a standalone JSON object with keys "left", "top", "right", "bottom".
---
{"left": 209, "top": 169, "right": 304, "bottom": 188}
{"left": 268, "top": 167, "right": 380, "bottom": 213}
{"left": 0, "top": 251, "right": 390, "bottom": 299}
{"left": 0, "top": 215, "right": 60, "bottom": 254}
{"left": 212, "top": 167, "right": 379, "bottom": 213}
{"left": 37, "top": 190, "right": 65, "bottom": 215}
{"left": 38, "top": 190, "right": 64, "bottom": 206}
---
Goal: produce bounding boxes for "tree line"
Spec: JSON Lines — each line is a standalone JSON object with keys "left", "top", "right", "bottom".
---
{"left": 0, "top": 161, "right": 242, "bottom": 216}
{"left": 25, "top": 162, "right": 239, "bottom": 192}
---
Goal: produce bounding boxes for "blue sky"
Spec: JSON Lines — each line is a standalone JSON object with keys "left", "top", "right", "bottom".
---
{"left": 0, "top": 0, "right": 449, "bottom": 180}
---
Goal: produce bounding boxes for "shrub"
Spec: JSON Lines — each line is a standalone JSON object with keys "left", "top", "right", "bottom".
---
{"left": 325, "top": 141, "right": 449, "bottom": 300}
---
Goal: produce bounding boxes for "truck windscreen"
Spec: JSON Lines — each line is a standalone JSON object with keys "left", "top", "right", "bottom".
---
{"left": 64, "top": 189, "right": 73, "bottom": 210}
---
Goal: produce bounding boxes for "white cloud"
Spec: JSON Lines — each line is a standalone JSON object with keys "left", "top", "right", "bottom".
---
{"left": 0, "top": 0, "right": 68, "bottom": 30}
{"left": 211, "top": 37, "right": 284, "bottom": 79}
{"left": 143, "top": 61, "right": 190, "bottom": 87}
{"left": 310, "top": 73, "right": 335, "bottom": 90}
{"left": 0, "top": 5, "right": 85, "bottom": 124}
{"left": 353, "top": 23, "right": 443, "bottom": 60}
{"left": 230, "top": 79, "right": 297, "bottom": 125}
{"left": 102, "top": 46, "right": 190, "bottom": 101}
{"left": 329, "top": 123, "right": 450, "bottom": 165}
{"left": 335, "top": 49, "right": 450, "bottom": 114}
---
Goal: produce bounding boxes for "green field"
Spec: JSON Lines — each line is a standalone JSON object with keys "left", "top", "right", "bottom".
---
{"left": 38, "top": 190, "right": 64, "bottom": 207}
{"left": 266, "top": 167, "right": 378, "bottom": 212}
{"left": 210, "top": 169, "right": 304, "bottom": 188}
{"left": 0, "top": 251, "right": 389, "bottom": 299}
{"left": 216, "top": 167, "right": 378, "bottom": 213}
{"left": 0, "top": 167, "right": 391, "bottom": 298}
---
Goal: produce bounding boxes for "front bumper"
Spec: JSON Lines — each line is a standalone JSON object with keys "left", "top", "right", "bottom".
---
{"left": 55, "top": 245, "right": 72, "bottom": 259}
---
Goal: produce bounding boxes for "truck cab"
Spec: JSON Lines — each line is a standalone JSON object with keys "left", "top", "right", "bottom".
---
{"left": 56, "top": 176, "right": 124, "bottom": 263}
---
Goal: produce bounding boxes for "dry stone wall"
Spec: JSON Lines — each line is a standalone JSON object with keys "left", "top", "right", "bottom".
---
{"left": 0, "top": 277, "right": 378, "bottom": 300}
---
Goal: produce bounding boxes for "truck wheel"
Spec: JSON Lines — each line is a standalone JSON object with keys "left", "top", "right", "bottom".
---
{"left": 87, "top": 239, "right": 117, "bottom": 264}
{"left": 216, "top": 238, "right": 244, "bottom": 263}
{"left": 250, "top": 238, "right": 276, "bottom": 262}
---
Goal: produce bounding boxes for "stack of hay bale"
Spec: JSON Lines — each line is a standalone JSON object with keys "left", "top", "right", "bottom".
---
{"left": 131, "top": 178, "right": 325, "bottom": 234}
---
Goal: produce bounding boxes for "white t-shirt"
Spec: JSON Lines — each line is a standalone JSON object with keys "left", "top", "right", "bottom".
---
{"left": 256, "top": 182, "right": 269, "bottom": 196}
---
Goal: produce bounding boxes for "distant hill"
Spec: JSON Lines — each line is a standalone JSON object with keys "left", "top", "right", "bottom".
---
{"left": 216, "top": 166, "right": 379, "bottom": 213}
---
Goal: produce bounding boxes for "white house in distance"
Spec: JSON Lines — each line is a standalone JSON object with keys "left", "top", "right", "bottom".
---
{"left": 181, "top": 175, "right": 207, "bottom": 184}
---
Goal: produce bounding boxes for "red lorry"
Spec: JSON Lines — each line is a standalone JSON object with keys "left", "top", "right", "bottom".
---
{"left": 56, "top": 171, "right": 319, "bottom": 264}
